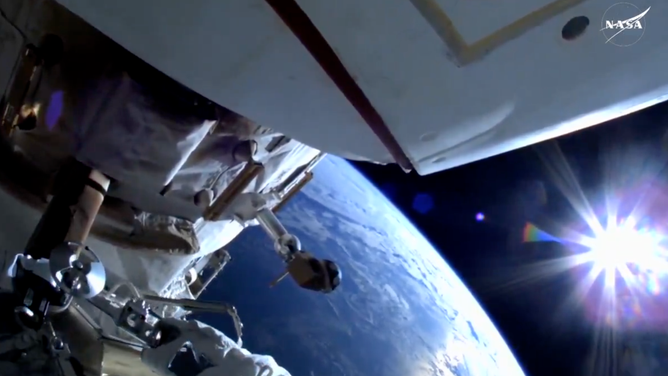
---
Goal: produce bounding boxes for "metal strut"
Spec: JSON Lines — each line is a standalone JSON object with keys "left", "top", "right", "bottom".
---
{"left": 24, "top": 159, "right": 110, "bottom": 260}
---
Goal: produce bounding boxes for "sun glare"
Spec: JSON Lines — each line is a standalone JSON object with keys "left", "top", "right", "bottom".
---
{"left": 518, "top": 142, "right": 668, "bottom": 335}
{"left": 587, "top": 217, "right": 665, "bottom": 273}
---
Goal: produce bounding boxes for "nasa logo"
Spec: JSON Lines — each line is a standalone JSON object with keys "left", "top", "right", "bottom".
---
{"left": 600, "top": 2, "right": 650, "bottom": 47}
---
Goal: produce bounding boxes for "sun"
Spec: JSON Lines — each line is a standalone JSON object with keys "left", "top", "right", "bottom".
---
{"left": 586, "top": 217, "right": 664, "bottom": 273}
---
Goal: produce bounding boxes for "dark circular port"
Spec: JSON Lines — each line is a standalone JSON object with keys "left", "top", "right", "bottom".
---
{"left": 562, "top": 16, "right": 590, "bottom": 41}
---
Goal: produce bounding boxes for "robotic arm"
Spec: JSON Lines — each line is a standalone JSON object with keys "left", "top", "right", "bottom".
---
{"left": 7, "top": 241, "right": 291, "bottom": 376}
{"left": 1, "top": 162, "right": 336, "bottom": 376}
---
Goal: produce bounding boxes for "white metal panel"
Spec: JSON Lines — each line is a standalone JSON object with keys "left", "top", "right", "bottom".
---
{"left": 53, "top": 0, "right": 389, "bottom": 163}
{"left": 296, "top": 0, "right": 668, "bottom": 174}
{"left": 55, "top": 0, "right": 668, "bottom": 175}
{"left": 436, "top": 0, "right": 562, "bottom": 44}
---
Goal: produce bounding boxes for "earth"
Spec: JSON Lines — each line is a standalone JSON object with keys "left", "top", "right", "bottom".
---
{"left": 195, "top": 157, "right": 525, "bottom": 376}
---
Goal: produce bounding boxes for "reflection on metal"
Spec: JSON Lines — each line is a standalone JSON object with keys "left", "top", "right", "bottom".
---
{"left": 101, "top": 339, "right": 155, "bottom": 376}
{"left": 410, "top": 0, "right": 586, "bottom": 66}
{"left": 1, "top": 45, "right": 41, "bottom": 136}
{"left": 142, "top": 294, "right": 236, "bottom": 316}
{"left": 49, "top": 242, "right": 107, "bottom": 299}
{"left": 272, "top": 152, "right": 323, "bottom": 213}
{"left": 265, "top": 135, "right": 291, "bottom": 153}
{"left": 185, "top": 267, "right": 198, "bottom": 286}
{"left": 273, "top": 171, "right": 313, "bottom": 213}
{"left": 68, "top": 169, "right": 110, "bottom": 242}
{"left": 256, "top": 208, "right": 289, "bottom": 240}
{"left": 142, "top": 294, "right": 243, "bottom": 345}
{"left": 203, "top": 161, "right": 264, "bottom": 221}
{"left": 274, "top": 152, "right": 324, "bottom": 195}
{"left": 190, "top": 248, "right": 231, "bottom": 299}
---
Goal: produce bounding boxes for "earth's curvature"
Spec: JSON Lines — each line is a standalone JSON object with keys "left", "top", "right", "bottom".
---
{"left": 197, "top": 157, "right": 525, "bottom": 376}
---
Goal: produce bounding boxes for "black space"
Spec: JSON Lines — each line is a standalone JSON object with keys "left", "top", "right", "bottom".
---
{"left": 351, "top": 101, "right": 668, "bottom": 376}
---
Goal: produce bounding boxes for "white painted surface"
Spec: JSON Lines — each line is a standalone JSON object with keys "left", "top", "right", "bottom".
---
{"left": 53, "top": 0, "right": 389, "bottom": 165}
{"left": 54, "top": 0, "right": 668, "bottom": 175}
{"left": 436, "top": 0, "right": 559, "bottom": 43}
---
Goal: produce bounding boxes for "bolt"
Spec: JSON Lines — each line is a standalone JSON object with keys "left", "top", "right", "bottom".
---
{"left": 52, "top": 338, "right": 64, "bottom": 350}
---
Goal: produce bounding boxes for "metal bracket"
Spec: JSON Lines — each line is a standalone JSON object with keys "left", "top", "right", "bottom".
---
{"left": 48, "top": 242, "right": 106, "bottom": 299}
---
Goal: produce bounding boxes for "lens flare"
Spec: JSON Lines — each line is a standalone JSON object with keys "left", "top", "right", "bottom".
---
{"left": 526, "top": 141, "right": 668, "bottom": 334}
{"left": 523, "top": 213, "right": 668, "bottom": 331}
{"left": 585, "top": 217, "right": 667, "bottom": 275}
{"left": 524, "top": 141, "right": 668, "bottom": 374}
{"left": 522, "top": 223, "right": 561, "bottom": 243}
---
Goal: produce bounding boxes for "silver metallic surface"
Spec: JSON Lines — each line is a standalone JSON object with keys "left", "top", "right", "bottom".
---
{"left": 87, "top": 294, "right": 162, "bottom": 348}
{"left": 190, "top": 249, "right": 231, "bottom": 299}
{"left": 274, "top": 234, "right": 302, "bottom": 260}
{"left": 256, "top": 208, "right": 289, "bottom": 240}
{"left": 7, "top": 255, "right": 56, "bottom": 287}
{"left": 254, "top": 207, "right": 302, "bottom": 260}
{"left": 117, "top": 299, "right": 162, "bottom": 347}
{"left": 49, "top": 242, "right": 106, "bottom": 299}
{"left": 142, "top": 294, "right": 243, "bottom": 346}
